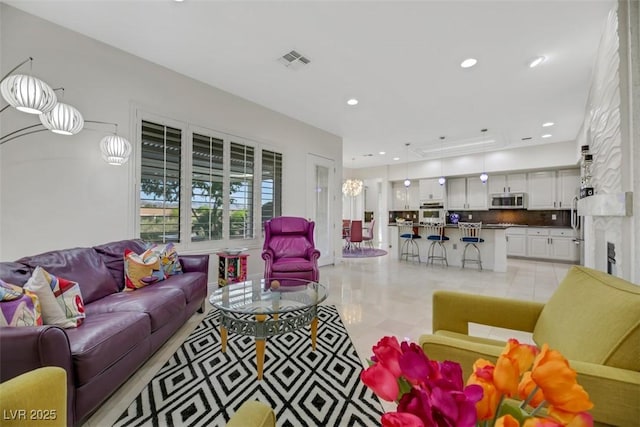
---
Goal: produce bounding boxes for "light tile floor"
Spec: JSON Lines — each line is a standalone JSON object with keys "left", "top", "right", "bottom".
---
{"left": 84, "top": 256, "right": 571, "bottom": 426}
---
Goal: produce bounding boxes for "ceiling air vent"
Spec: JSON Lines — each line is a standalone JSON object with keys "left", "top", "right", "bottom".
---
{"left": 278, "top": 50, "right": 311, "bottom": 70}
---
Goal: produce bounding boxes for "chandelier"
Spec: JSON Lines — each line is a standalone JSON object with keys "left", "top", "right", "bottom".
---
{"left": 342, "top": 178, "right": 364, "bottom": 197}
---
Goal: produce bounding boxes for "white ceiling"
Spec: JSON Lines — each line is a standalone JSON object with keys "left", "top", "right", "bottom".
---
{"left": 5, "top": 0, "right": 614, "bottom": 168}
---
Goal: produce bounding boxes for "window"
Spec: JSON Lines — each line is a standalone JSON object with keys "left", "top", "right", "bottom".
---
{"left": 261, "top": 150, "right": 282, "bottom": 224}
{"left": 229, "top": 142, "right": 254, "bottom": 240}
{"left": 191, "top": 133, "right": 224, "bottom": 242}
{"left": 138, "top": 118, "right": 281, "bottom": 247}
{"left": 139, "top": 121, "right": 182, "bottom": 243}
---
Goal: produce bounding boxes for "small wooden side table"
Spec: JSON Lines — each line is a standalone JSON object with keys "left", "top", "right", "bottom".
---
{"left": 216, "top": 252, "right": 249, "bottom": 286}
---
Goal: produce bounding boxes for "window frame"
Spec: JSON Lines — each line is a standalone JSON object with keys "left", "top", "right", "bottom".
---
{"left": 135, "top": 111, "right": 282, "bottom": 252}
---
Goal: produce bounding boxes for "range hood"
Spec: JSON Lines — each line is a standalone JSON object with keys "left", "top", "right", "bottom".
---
{"left": 577, "top": 192, "right": 633, "bottom": 216}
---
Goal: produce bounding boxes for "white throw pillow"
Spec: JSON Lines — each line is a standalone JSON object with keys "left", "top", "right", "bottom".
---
{"left": 24, "top": 266, "right": 85, "bottom": 328}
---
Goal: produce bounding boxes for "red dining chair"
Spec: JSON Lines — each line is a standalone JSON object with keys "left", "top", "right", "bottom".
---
{"left": 348, "top": 220, "right": 363, "bottom": 251}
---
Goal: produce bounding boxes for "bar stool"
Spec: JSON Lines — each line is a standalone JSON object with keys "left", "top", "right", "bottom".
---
{"left": 424, "top": 221, "right": 449, "bottom": 266}
{"left": 399, "top": 223, "right": 421, "bottom": 262}
{"left": 458, "top": 222, "right": 484, "bottom": 270}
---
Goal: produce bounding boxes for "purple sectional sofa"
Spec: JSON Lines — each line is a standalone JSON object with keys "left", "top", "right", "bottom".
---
{"left": 0, "top": 239, "right": 209, "bottom": 426}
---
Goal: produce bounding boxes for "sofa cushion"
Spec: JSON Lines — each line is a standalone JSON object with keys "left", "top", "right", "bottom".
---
{"left": 0, "top": 262, "right": 33, "bottom": 286}
{"left": 146, "top": 243, "right": 183, "bottom": 276}
{"left": 124, "top": 249, "right": 165, "bottom": 291}
{"left": 533, "top": 266, "right": 640, "bottom": 371}
{"left": 85, "top": 286, "right": 186, "bottom": 332}
{"left": 151, "top": 272, "right": 207, "bottom": 304}
{"left": 93, "top": 239, "right": 146, "bottom": 291}
{"left": 17, "top": 247, "right": 119, "bottom": 304}
{"left": 0, "top": 280, "right": 42, "bottom": 327}
{"left": 65, "top": 311, "right": 150, "bottom": 387}
{"left": 24, "top": 267, "right": 86, "bottom": 328}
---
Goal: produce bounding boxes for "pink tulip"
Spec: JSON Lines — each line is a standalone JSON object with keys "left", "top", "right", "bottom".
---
{"left": 360, "top": 363, "right": 400, "bottom": 402}
{"left": 381, "top": 412, "right": 426, "bottom": 427}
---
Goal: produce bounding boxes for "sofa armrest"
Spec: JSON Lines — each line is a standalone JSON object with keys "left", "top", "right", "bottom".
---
{"left": 0, "top": 326, "right": 73, "bottom": 381}
{"left": 569, "top": 359, "right": 640, "bottom": 427}
{"left": 179, "top": 254, "right": 209, "bottom": 274}
{"left": 432, "top": 291, "right": 545, "bottom": 335}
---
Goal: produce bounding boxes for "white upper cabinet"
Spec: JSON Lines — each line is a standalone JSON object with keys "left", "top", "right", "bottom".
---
{"left": 488, "top": 173, "right": 527, "bottom": 194}
{"left": 391, "top": 181, "right": 419, "bottom": 210}
{"left": 556, "top": 169, "right": 580, "bottom": 209}
{"left": 447, "top": 177, "right": 487, "bottom": 210}
{"left": 528, "top": 169, "right": 579, "bottom": 210}
{"left": 419, "top": 178, "right": 445, "bottom": 203}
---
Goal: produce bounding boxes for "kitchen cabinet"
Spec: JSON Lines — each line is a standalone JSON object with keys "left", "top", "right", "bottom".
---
{"left": 488, "top": 173, "right": 527, "bottom": 194}
{"left": 506, "top": 227, "right": 527, "bottom": 257}
{"left": 391, "top": 181, "right": 419, "bottom": 210}
{"left": 446, "top": 177, "right": 487, "bottom": 210}
{"left": 528, "top": 169, "right": 579, "bottom": 209}
{"left": 419, "top": 178, "right": 444, "bottom": 203}
{"left": 526, "top": 228, "right": 578, "bottom": 261}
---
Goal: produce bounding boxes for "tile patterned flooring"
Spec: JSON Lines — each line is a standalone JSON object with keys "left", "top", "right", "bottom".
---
{"left": 84, "top": 256, "right": 571, "bottom": 426}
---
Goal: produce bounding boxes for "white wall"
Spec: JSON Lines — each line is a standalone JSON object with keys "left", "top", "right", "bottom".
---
{"left": 0, "top": 5, "right": 343, "bottom": 266}
{"left": 576, "top": 1, "right": 637, "bottom": 283}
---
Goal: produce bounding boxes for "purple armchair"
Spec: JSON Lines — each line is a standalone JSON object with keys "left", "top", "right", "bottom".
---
{"left": 262, "top": 216, "right": 321, "bottom": 283}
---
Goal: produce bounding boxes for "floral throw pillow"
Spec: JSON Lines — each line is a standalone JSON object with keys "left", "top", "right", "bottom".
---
{"left": 23, "top": 267, "right": 85, "bottom": 328}
{"left": 144, "top": 243, "right": 183, "bottom": 276}
{"left": 0, "top": 279, "right": 43, "bottom": 327}
{"left": 124, "top": 249, "right": 165, "bottom": 291}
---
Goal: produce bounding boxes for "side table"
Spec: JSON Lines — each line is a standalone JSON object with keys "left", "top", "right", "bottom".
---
{"left": 216, "top": 252, "right": 248, "bottom": 286}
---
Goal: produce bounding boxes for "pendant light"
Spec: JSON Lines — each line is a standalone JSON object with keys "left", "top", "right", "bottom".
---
{"left": 100, "top": 135, "right": 132, "bottom": 165}
{"left": 403, "top": 143, "right": 411, "bottom": 187}
{"left": 438, "top": 136, "right": 446, "bottom": 186}
{"left": 479, "top": 128, "right": 488, "bottom": 184}
{"left": 39, "top": 102, "right": 84, "bottom": 135}
{"left": 1, "top": 74, "right": 58, "bottom": 115}
{"left": 342, "top": 157, "right": 363, "bottom": 197}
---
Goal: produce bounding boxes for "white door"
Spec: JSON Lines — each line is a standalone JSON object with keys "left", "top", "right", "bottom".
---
{"left": 307, "top": 154, "right": 334, "bottom": 267}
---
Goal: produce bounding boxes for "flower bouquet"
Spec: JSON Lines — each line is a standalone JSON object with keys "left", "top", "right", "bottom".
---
{"left": 360, "top": 337, "right": 594, "bottom": 427}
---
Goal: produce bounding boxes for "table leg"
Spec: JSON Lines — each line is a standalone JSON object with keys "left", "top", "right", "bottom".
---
{"left": 256, "top": 314, "right": 267, "bottom": 380}
{"left": 310, "top": 316, "right": 318, "bottom": 351}
{"left": 221, "top": 325, "right": 227, "bottom": 353}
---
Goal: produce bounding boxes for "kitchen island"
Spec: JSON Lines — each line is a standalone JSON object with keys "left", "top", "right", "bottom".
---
{"left": 388, "top": 223, "right": 508, "bottom": 272}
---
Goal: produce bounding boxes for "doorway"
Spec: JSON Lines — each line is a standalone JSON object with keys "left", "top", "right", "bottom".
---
{"left": 307, "top": 154, "right": 335, "bottom": 266}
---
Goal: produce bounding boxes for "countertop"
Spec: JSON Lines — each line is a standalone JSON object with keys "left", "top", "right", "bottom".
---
{"left": 388, "top": 223, "right": 573, "bottom": 229}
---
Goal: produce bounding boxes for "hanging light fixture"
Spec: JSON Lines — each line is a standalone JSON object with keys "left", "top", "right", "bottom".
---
{"left": 438, "top": 136, "right": 446, "bottom": 186}
{"left": 479, "top": 128, "right": 489, "bottom": 183}
{"left": 342, "top": 178, "right": 363, "bottom": 197}
{"left": 39, "top": 102, "right": 84, "bottom": 135}
{"left": 100, "top": 134, "right": 132, "bottom": 165}
{"left": 342, "top": 157, "right": 363, "bottom": 197}
{"left": 404, "top": 143, "right": 411, "bottom": 187}
{"left": 0, "top": 57, "right": 57, "bottom": 115}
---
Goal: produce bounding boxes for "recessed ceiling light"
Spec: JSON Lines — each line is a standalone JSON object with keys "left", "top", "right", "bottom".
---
{"left": 529, "top": 56, "right": 546, "bottom": 68}
{"left": 347, "top": 98, "right": 358, "bottom": 106}
{"left": 542, "top": 134, "right": 552, "bottom": 138}
{"left": 542, "top": 122, "right": 555, "bottom": 127}
{"left": 393, "top": 157, "right": 400, "bottom": 161}
{"left": 460, "top": 58, "right": 478, "bottom": 68}
{"left": 379, "top": 151, "right": 386, "bottom": 155}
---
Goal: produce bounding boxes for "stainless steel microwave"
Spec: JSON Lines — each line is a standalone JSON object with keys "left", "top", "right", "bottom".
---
{"left": 490, "top": 193, "right": 527, "bottom": 209}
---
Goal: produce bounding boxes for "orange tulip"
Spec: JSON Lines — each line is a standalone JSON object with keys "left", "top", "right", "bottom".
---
{"left": 467, "top": 359, "right": 499, "bottom": 420}
{"left": 517, "top": 371, "right": 545, "bottom": 408}
{"left": 531, "top": 344, "right": 593, "bottom": 413}
{"left": 522, "top": 418, "right": 561, "bottom": 427}
{"left": 548, "top": 408, "right": 594, "bottom": 426}
{"left": 495, "top": 414, "right": 521, "bottom": 427}
{"left": 494, "top": 339, "right": 538, "bottom": 397}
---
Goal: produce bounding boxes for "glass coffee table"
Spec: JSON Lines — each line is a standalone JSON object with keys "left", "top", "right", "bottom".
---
{"left": 209, "top": 277, "right": 328, "bottom": 380}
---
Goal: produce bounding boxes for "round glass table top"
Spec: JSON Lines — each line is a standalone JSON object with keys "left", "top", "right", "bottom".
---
{"left": 209, "top": 277, "right": 328, "bottom": 315}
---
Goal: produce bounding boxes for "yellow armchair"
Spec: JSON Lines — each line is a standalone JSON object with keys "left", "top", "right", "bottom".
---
{"left": 227, "top": 400, "right": 275, "bottom": 427}
{"left": 419, "top": 266, "right": 640, "bottom": 427}
{"left": 0, "top": 367, "right": 67, "bottom": 427}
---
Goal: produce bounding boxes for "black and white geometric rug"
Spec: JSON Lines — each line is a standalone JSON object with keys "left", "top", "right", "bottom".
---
{"left": 114, "top": 305, "right": 384, "bottom": 427}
